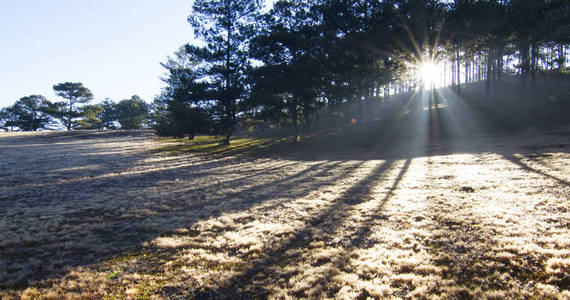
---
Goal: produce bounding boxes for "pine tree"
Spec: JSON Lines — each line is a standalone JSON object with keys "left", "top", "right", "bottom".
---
{"left": 187, "top": 0, "right": 262, "bottom": 145}
{"left": 52, "top": 82, "right": 94, "bottom": 130}
{"left": 6, "top": 95, "right": 51, "bottom": 131}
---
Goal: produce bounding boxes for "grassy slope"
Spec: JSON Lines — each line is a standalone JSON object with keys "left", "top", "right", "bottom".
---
{"left": 1, "top": 78, "right": 569, "bottom": 299}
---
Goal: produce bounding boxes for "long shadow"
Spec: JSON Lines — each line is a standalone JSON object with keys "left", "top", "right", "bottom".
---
{"left": 115, "top": 161, "right": 367, "bottom": 254}
{"left": 285, "top": 159, "right": 412, "bottom": 299}
{"left": 55, "top": 161, "right": 304, "bottom": 221}
{"left": 1, "top": 130, "right": 278, "bottom": 192}
{"left": 347, "top": 159, "right": 411, "bottom": 248}
{"left": 0, "top": 144, "right": 258, "bottom": 192}
{"left": 160, "top": 160, "right": 351, "bottom": 213}
{"left": 419, "top": 154, "right": 556, "bottom": 295}
{"left": 52, "top": 160, "right": 348, "bottom": 233}
{"left": 193, "top": 159, "right": 401, "bottom": 298}
{"left": 501, "top": 153, "right": 569, "bottom": 187}
{"left": 0, "top": 133, "right": 157, "bottom": 188}
{"left": 2, "top": 119, "right": 569, "bottom": 293}
{"left": 0, "top": 151, "right": 365, "bottom": 289}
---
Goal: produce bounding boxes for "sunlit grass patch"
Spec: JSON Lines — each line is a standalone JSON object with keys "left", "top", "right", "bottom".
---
{"left": 2, "top": 127, "right": 570, "bottom": 298}
{"left": 153, "top": 135, "right": 293, "bottom": 156}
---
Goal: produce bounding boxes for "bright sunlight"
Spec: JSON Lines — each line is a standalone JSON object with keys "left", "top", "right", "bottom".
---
{"left": 418, "top": 60, "right": 444, "bottom": 88}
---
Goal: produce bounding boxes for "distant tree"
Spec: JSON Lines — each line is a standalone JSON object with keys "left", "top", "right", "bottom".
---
{"left": 5, "top": 95, "right": 51, "bottom": 131}
{"left": 0, "top": 107, "right": 16, "bottom": 131}
{"left": 115, "top": 95, "right": 149, "bottom": 129}
{"left": 42, "top": 100, "right": 69, "bottom": 129}
{"left": 100, "top": 98, "right": 119, "bottom": 129}
{"left": 148, "top": 96, "right": 168, "bottom": 130}
{"left": 76, "top": 104, "right": 104, "bottom": 129}
{"left": 52, "top": 82, "right": 94, "bottom": 130}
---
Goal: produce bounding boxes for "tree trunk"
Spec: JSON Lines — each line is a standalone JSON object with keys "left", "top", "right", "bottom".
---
{"left": 486, "top": 49, "right": 494, "bottom": 98}
{"left": 222, "top": 8, "right": 233, "bottom": 146}
{"left": 558, "top": 44, "right": 566, "bottom": 70}
{"left": 520, "top": 42, "right": 530, "bottom": 90}
{"left": 451, "top": 59, "right": 456, "bottom": 89}
{"left": 531, "top": 43, "right": 538, "bottom": 87}
{"left": 496, "top": 46, "right": 504, "bottom": 87}
{"left": 222, "top": 132, "right": 231, "bottom": 146}
{"left": 315, "top": 110, "right": 319, "bottom": 129}
{"left": 357, "top": 98, "right": 362, "bottom": 124}
{"left": 519, "top": 41, "right": 534, "bottom": 113}
{"left": 465, "top": 57, "right": 469, "bottom": 85}
{"left": 291, "top": 100, "right": 299, "bottom": 141}
{"left": 67, "top": 101, "right": 73, "bottom": 130}
{"left": 443, "top": 61, "right": 447, "bottom": 86}
{"left": 303, "top": 101, "right": 311, "bottom": 132}
{"left": 456, "top": 50, "right": 461, "bottom": 93}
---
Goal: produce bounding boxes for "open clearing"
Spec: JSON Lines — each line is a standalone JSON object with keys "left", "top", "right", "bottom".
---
{"left": 1, "top": 124, "right": 569, "bottom": 299}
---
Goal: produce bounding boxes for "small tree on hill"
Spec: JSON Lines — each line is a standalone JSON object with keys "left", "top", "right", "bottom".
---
{"left": 115, "top": 95, "right": 149, "bottom": 129}
{"left": 100, "top": 98, "right": 119, "bottom": 129}
{"left": 76, "top": 104, "right": 104, "bottom": 129}
{"left": 6, "top": 95, "right": 51, "bottom": 131}
{"left": 52, "top": 82, "right": 94, "bottom": 130}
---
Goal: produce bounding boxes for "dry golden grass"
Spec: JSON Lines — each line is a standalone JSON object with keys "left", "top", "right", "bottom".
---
{"left": 0, "top": 126, "right": 569, "bottom": 299}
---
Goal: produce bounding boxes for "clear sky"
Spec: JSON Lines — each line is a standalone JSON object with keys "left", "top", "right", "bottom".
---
{"left": 0, "top": 0, "right": 195, "bottom": 108}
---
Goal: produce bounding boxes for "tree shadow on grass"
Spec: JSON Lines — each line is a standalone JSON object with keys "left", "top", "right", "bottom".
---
{"left": 501, "top": 153, "right": 569, "bottom": 187}
{"left": 186, "top": 159, "right": 410, "bottom": 298}
{"left": 0, "top": 134, "right": 368, "bottom": 292}
{"left": 1, "top": 104, "right": 569, "bottom": 296}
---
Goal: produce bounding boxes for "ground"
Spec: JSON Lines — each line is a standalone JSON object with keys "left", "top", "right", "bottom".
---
{"left": 1, "top": 95, "right": 570, "bottom": 299}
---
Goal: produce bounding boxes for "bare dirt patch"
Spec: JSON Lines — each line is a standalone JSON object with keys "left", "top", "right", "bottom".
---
{"left": 0, "top": 127, "right": 569, "bottom": 299}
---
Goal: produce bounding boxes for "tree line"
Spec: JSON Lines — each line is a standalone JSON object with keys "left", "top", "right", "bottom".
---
{"left": 0, "top": 82, "right": 150, "bottom": 132}
{"left": 155, "top": 0, "right": 568, "bottom": 144}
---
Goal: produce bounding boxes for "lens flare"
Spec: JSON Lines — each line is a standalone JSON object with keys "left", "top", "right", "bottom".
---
{"left": 418, "top": 61, "right": 444, "bottom": 88}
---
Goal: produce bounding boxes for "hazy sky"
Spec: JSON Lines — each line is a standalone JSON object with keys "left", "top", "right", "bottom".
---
{"left": 0, "top": 0, "right": 195, "bottom": 108}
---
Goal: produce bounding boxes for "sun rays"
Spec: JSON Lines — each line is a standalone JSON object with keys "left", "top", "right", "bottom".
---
{"left": 418, "top": 60, "right": 445, "bottom": 88}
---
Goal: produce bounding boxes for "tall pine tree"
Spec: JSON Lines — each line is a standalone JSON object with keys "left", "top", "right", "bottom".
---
{"left": 187, "top": 0, "right": 262, "bottom": 145}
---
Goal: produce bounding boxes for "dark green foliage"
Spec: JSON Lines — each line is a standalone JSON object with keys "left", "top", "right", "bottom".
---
{"left": 155, "top": 102, "right": 211, "bottom": 139}
{"left": 4, "top": 95, "right": 51, "bottom": 131}
{"left": 249, "top": 1, "right": 325, "bottom": 137}
{"left": 0, "top": 108, "right": 15, "bottom": 131}
{"left": 157, "top": 0, "right": 568, "bottom": 140}
{"left": 52, "top": 82, "right": 94, "bottom": 130}
{"left": 76, "top": 104, "right": 104, "bottom": 129}
{"left": 155, "top": 46, "right": 211, "bottom": 138}
{"left": 157, "top": 0, "right": 263, "bottom": 143}
{"left": 155, "top": 0, "right": 260, "bottom": 143}
{"left": 42, "top": 100, "right": 71, "bottom": 129}
{"left": 115, "top": 95, "right": 149, "bottom": 130}
{"left": 99, "top": 99, "right": 119, "bottom": 129}
{"left": 184, "top": 0, "right": 262, "bottom": 144}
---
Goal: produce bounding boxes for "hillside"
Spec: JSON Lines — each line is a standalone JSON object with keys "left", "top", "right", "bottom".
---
{"left": 1, "top": 111, "right": 569, "bottom": 298}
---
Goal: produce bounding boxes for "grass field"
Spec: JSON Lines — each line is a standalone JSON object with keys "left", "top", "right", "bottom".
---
{"left": 1, "top": 86, "right": 569, "bottom": 299}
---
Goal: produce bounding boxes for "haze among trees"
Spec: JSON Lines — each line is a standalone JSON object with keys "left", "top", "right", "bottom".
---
{"left": 2, "top": 1, "right": 567, "bottom": 141}
{"left": 154, "top": 0, "right": 568, "bottom": 143}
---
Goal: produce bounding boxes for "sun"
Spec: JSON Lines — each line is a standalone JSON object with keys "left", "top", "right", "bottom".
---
{"left": 418, "top": 60, "right": 444, "bottom": 88}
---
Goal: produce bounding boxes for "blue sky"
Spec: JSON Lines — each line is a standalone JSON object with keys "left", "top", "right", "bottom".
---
{"left": 0, "top": 0, "right": 195, "bottom": 108}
